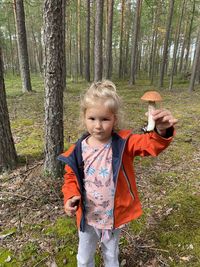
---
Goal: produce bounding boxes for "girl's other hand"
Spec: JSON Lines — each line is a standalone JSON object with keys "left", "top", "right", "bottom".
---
{"left": 64, "top": 196, "right": 81, "bottom": 217}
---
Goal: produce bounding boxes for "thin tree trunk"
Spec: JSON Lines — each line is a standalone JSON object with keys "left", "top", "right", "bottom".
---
{"left": 123, "top": 0, "right": 131, "bottom": 78}
{"left": 77, "top": 0, "right": 83, "bottom": 77}
{"left": 0, "top": 44, "right": 18, "bottom": 172}
{"left": 189, "top": 29, "right": 200, "bottom": 92}
{"left": 7, "top": 9, "right": 15, "bottom": 75}
{"left": 178, "top": 22, "right": 187, "bottom": 74}
{"left": 43, "top": 0, "right": 66, "bottom": 176}
{"left": 169, "top": 0, "right": 185, "bottom": 90}
{"left": 85, "top": 0, "right": 91, "bottom": 82}
{"left": 105, "top": 0, "right": 114, "bottom": 79}
{"left": 159, "top": 0, "right": 174, "bottom": 88}
{"left": 94, "top": 0, "right": 104, "bottom": 82}
{"left": 31, "top": 27, "right": 43, "bottom": 75}
{"left": 118, "top": 0, "right": 125, "bottom": 79}
{"left": 13, "top": 0, "right": 32, "bottom": 92}
{"left": 184, "top": 0, "right": 195, "bottom": 74}
{"left": 129, "top": 0, "right": 142, "bottom": 85}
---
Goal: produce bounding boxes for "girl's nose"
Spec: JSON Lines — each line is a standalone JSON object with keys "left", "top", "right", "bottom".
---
{"left": 95, "top": 120, "right": 101, "bottom": 128}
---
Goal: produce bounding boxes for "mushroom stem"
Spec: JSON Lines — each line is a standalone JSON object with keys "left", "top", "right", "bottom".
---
{"left": 146, "top": 101, "right": 156, "bottom": 131}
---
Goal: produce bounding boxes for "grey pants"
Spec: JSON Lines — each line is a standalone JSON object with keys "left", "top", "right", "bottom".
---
{"left": 77, "top": 224, "right": 121, "bottom": 267}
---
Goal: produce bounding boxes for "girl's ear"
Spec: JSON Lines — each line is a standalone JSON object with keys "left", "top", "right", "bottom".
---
{"left": 114, "top": 116, "right": 118, "bottom": 127}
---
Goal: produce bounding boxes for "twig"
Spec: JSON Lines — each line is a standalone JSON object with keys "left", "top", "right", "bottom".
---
{"left": 32, "top": 255, "right": 50, "bottom": 267}
{"left": 18, "top": 211, "right": 23, "bottom": 235}
{"left": 0, "top": 191, "right": 33, "bottom": 200}
{"left": 138, "top": 245, "right": 169, "bottom": 253}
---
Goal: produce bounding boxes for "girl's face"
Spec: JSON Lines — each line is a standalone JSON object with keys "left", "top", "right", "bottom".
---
{"left": 84, "top": 103, "right": 116, "bottom": 146}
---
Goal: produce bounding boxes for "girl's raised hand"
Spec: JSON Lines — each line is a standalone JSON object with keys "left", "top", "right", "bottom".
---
{"left": 152, "top": 109, "right": 178, "bottom": 135}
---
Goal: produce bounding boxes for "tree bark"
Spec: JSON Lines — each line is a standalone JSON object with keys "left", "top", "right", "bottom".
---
{"left": 13, "top": 0, "right": 32, "bottom": 92}
{"left": 43, "top": 0, "right": 66, "bottom": 176}
{"left": 94, "top": 0, "right": 104, "bottom": 82}
{"left": 183, "top": 0, "right": 195, "bottom": 74}
{"left": 169, "top": 0, "right": 185, "bottom": 90}
{"left": 189, "top": 29, "right": 200, "bottom": 92}
{"left": 159, "top": 0, "right": 175, "bottom": 88}
{"left": 85, "top": 0, "right": 91, "bottom": 82}
{"left": 129, "top": 0, "right": 142, "bottom": 85}
{"left": 0, "top": 45, "right": 18, "bottom": 172}
{"left": 105, "top": 0, "right": 114, "bottom": 79}
{"left": 77, "top": 0, "right": 83, "bottom": 77}
{"left": 118, "top": 0, "right": 125, "bottom": 79}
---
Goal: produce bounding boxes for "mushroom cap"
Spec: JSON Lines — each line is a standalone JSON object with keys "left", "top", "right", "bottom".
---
{"left": 141, "top": 91, "right": 162, "bottom": 102}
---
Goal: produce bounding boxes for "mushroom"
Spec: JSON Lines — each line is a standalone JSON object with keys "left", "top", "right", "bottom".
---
{"left": 141, "top": 91, "right": 162, "bottom": 132}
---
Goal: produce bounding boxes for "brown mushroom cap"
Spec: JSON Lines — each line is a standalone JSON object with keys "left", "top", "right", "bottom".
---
{"left": 141, "top": 91, "right": 162, "bottom": 102}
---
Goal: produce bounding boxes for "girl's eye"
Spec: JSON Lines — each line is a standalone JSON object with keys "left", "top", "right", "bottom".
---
{"left": 103, "top": 118, "right": 110, "bottom": 121}
{"left": 88, "top": 117, "right": 95, "bottom": 120}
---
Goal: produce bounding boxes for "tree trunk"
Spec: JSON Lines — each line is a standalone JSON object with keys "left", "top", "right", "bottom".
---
{"left": 43, "top": 0, "right": 66, "bottom": 176}
{"left": 169, "top": 0, "right": 185, "bottom": 90}
{"left": 13, "top": 0, "right": 32, "bottom": 92}
{"left": 159, "top": 0, "right": 175, "bottom": 88}
{"left": 31, "top": 27, "right": 43, "bottom": 75}
{"left": 105, "top": 0, "right": 114, "bottom": 79}
{"left": 85, "top": 0, "right": 91, "bottom": 82}
{"left": 183, "top": 0, "right": 195, "bottom": 74}
{"left": 0, "top": 45, "right": 18, "bottom": 172}
{"left": 77, "top": 0, "right": 83, "bottom": 77}
{"left": 189, "top": 29, "right": 200, "bottom": 92}
{"left": 129, "top": 0, "right": 142, "bottom": 85}
{"left": 149, "top": 1, "right": 160, "bottom": 84}
{"left": 123, "top": 0, "right": 131, "bottom": 78}
{"left": 94, "top": 0, "right": 104, "bottom": 82}
{"left": 7, "top": 9, "right": 15, "bottom": 75}
{"left": 118, "top": 0, "right": 125, "bottom": 79}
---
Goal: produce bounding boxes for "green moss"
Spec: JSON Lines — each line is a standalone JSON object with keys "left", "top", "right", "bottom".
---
{"left": 45, "top": 217, "right": 77, "bottom": 238}
{"left": 150, "top": 193, "right": 200, "bottom": 266}
{"left": 15, "top": 130, "right": 44, "bottom": 159}
{"left": 54, "top": 246, "right": 77, "bottom": 267}
{"left": 130, "top": 208, "right": 151, "bottom": 235}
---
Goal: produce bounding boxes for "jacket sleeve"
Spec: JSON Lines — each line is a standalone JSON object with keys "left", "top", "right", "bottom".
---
{"left": 126, "top": 127, "right": 175, "bottom": 158}
{"left": 62, "top": 164, "right": 81, "bottom": 205}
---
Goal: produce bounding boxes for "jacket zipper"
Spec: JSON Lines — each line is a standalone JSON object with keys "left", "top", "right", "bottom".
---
{"left": 122, "top": 164, "right": 135, "bottom": 201}
{"left": 112, "top": 136, "right": 131, "bottom": 229}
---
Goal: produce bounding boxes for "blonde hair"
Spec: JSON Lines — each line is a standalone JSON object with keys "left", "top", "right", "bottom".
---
{"left": 79, "top": 80, "right": 123, "bottom": 131}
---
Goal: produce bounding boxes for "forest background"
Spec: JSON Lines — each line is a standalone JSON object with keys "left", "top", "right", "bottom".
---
{"left": 0, "top": 0, "right": 200, "bottom": 266}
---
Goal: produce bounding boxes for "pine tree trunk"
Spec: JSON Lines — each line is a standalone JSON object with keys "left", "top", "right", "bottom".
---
{"left": 85, "top": 0, "right": 91, "bottom": 82}
{"left": 129, "top": 0, "right": 142, "bottom": 85}
{"left": 118, "top": 0, "right": 125, "bottom": 79}
{"left": 94, "top": 0, "right": 104, "bottom": 82}
{"left": 77, "top": 0, "right": 83, "bottom": 77}
{"left": 169, "top": 0, "right": 185, "bottom": 90}
{"left": 183, "top": 0, "right": 195, "bottom": 74}
{"left": 105, "top": 0, "right": 114, "bottom": 79}
{"left": 159, "top": 0, "right": 174, "bottom": 88}
{"left": 0, "top": 45, "right": 18, "bottom": 172}
{"left": 43, "top": 0, "right": 66, "bottom": 176}
{"left": 123, "top": 0, "right": 131, "bottom": 78}
{"left": 13, "top": 0, "right": 32, "bottom": 92}
{"left": 189, "top": 29, "right": 200, "bottom": 92}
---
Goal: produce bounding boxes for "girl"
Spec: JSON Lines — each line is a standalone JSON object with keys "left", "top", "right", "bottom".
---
{"left": 58, "top": 80, "right": 177, "bottom": 267}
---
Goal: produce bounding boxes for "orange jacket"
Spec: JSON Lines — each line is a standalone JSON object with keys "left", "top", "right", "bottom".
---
{"left": 58, "top": 129, "right": 174, "bottom": 231}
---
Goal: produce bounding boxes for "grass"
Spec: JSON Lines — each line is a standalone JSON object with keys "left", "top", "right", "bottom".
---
{"left": 1, "top": 74, "right": 200, "bottom": 266}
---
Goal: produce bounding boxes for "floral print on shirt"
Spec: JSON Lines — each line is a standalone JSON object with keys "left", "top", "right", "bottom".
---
{"left": 82, "top": 138, "right": 115, "bottom": 229}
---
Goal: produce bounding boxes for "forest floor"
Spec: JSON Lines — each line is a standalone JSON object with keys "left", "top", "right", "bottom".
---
{"left": 0, "top": 76, "right": 200, "bottom": 267}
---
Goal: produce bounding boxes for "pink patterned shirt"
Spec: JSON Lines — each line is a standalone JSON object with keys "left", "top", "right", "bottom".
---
{"left": 82, "top": 138, "right": 114, "bottom": 229}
